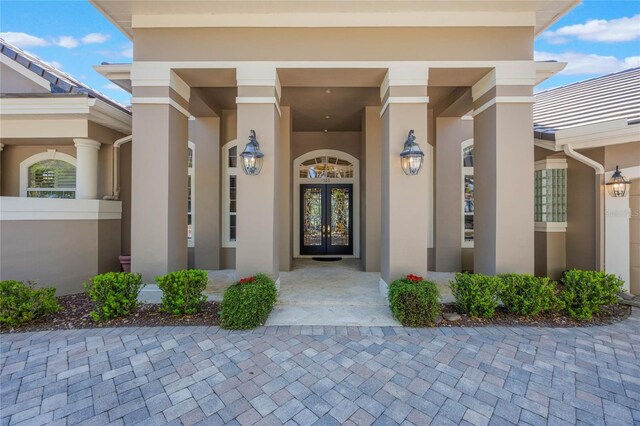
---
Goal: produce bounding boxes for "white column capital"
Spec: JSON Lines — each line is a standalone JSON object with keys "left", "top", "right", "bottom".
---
{"left": 73, "top": 138, "right": 101, "bottom": 150}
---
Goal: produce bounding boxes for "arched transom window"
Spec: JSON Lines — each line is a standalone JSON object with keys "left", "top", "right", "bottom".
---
{"left": 300, "top": 155, "right": 354, "bottom": 179}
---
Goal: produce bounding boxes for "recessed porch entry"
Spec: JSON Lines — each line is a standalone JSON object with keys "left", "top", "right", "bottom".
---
{"left": 294, "top": 150, "right": 360, "bottom": 258}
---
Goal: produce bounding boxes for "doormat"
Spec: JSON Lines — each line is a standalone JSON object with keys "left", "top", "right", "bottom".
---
{"left": 312, "top": 257, "right": 342, "bottom": 262}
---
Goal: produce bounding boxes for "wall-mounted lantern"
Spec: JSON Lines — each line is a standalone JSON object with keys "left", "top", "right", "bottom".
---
{"left": 606, "top": 165, "right": 631, "bottom": 197}
{"left": 240, "top": 130, "right": 264, "bottom": 175}
{"left": 400, "top": 130, "right": 424, "bottom": 175}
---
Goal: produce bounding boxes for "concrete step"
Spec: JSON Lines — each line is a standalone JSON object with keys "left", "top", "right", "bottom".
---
{"left": 266, "top": 304, "right": 400, "bottom": 326}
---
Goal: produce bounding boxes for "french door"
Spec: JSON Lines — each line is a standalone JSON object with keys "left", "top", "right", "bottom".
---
{"left": 300, "top": 184, "right": 353, "bottom": 255}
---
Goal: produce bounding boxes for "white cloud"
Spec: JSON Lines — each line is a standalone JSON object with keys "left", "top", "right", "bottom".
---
{"left": 49, "top": 61, "right": 64, "bottom": 70}
{"left": 103, "top": 83, "right": 120, "bottom": 90}
{"left": 53, "top": 36, "right": 79, "bottom": 49}
{"left": 535, "top": 50, "right": 640, "bottom": 75}
{"left": 81, "top": 33, "right": 109, "bottom": 44}
{"left": 0, "top": 31, "right": 49, "bottom": 48}
{"left": 542, "top": 14, "right": 640, "bottom": 44}
{"left": 121, "top": 45, "right": 133, "bottom": 58}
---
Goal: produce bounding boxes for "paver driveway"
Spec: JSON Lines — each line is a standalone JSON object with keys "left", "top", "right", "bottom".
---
{"left": 1, "top": 310, "right": 639, "bottom": 426}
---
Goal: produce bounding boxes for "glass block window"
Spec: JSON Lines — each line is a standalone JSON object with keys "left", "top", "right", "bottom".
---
{"left": 535, "top": 168, "right": 567, "bottom": 222}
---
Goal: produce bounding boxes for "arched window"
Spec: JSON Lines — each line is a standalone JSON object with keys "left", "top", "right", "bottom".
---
{"left": 462, "top": 140, "right": 474, "bottom": 248}
{"left": 299, "top": 155, "right": 354, "bottom": 179}
{"left": 222, "top": 140, "right": 238, "bottom": 247}
{"left": 20, "top": 150, "right": 76, "bottom": 198}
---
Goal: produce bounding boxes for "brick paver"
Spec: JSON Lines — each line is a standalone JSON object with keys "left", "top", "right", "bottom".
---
{"left": 1, "top": 310, "right": 639, "bottom": 425}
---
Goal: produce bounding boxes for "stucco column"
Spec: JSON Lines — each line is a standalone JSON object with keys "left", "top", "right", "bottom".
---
{"left": 193, "top": 117, "right": 221, "bottom": 270}
{"left": 278, "top": 106, "right": 292, "bottom": 272}
{"left": 235, "top": 66, "right": 281, "bottom": 281}
{"left": 472, "top": 79, "right": 535, "bottom": 274}
{"left": 380, "top": 66, "right": 430, "bottom": 286}
{"left": 73, "top": 138, "right": 101, "bottom": 199}
{"left": 130, "top": 78, "right": 190, "bottom": 281}
{"left": 434, "top": 117, "right": 473, "bottom": 272}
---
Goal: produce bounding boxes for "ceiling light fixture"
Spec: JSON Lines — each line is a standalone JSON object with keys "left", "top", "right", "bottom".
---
{"left": 325, "top": 89, "right": 332, "bottom": 94}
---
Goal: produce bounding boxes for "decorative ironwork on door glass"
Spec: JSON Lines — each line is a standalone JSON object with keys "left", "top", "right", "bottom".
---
{"left": 303, "top": 187, "right": 323, "bottom": 246}
{"left": 330, "top": 187, "right": 350, "bottom": 246}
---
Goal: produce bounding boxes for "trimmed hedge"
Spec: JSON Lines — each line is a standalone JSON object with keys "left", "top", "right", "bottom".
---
{"left": 450, "top": 273, "right": 503, "bottom": 318}
{"left": 0, "top": 280, "right": 61, "bottom": 326}
{"left": 155, "top": 269, "right": 208, "bottom": 315}
{"left": 220, "top": 273, "right": 277, "bottom": 330}
{"left": 388, "top": 275, "right": 441, "bottom": 327}
{"left": 498, "top": 274, "right": 558, "bottom": 316}
{"left": 85, "top": 272, "right": 144, "bottom": 321}
{"left": 560, "top": 270, "right": 623, "bottom": 320}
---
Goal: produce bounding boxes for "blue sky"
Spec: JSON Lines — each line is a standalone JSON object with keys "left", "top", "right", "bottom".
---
{"left": 1, "top": 0, "right": 639, "bottom": 104}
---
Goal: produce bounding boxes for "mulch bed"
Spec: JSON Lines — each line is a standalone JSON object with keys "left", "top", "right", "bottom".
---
{"left": 439, "top": 303, "right": 631, "bottom": 328}
{"left": 0, "top": 293, "right": 632, "bottom": 334}
{"left": 0, "top": 293, "right": 221, "bottom": 334}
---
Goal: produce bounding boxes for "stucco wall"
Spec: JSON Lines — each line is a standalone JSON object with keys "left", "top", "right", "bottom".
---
{"left": 566, "top": 149, "right": 604, "bottom": 271}
{"left": 292, "top": 132, "right": 361, "bottom": 161}
{"left": 0, "top": 63, "right": 49, "bottom": 94}
{"left": 0, "top": 217, "right": 121, "bottom": 295}
{"left": 133, "top": 27, "right": 533, "bottom": 62}
{"left": 1, "top": 145, "right": 76, "bottom": 196}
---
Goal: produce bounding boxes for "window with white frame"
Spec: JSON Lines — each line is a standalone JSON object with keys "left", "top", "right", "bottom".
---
{"left": 20, "top": 151, "right": 77, "bottom": 199}
{"left": 462, "top": 140, "right": 474, "bottom": 248}
{"left": 223, "top": 141, "right": 238, "bottom": 247}
{"left": 188, "top": 142, "right": 195, "bottom": 246}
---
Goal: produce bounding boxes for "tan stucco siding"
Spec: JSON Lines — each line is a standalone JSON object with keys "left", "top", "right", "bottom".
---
{"left": 566, "top": 149, "right": 603, "bottom": 271}
{"left": 630, "top": 177, "right": 640, "bottom": 294}
{"left": 292, "top": 132, "right": 361, "bottom": 161}
{"left": 0, "top": 219, "right": 120, "bottom": 295}
{"left": 0, "top": 63, "right": 49, "bottom": 94}
{"left": 132, "top": 27, "right": 533, "bottom": 61}
{"left": 0, "top": 145, "right": 76, "bottom": 196}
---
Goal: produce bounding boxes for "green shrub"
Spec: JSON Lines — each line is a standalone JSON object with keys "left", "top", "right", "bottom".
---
{"left": 388, "top": 275, "right": 441, "bottom": 327}
{"left": 560, "top": 270, "right": 623, "bottom": 320}
{"left": 220, "top": 273, "right": 278, "bottom": 330}
{"left": 0, "top": 280, "right": 61, "bottom": 326}
{"left": 498, "top": 274, "right": 559, "bottom": 316}
{"left": 450, "top": 273, "right": 503, "bottom": 318}
{"left": 85, "top": 272, "right": 143, "bottom": 321}
{"left": 155, "top": 269, "right": 208, "bottom": 315}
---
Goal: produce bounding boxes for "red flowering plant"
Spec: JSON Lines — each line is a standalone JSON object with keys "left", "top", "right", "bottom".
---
{"left": 405, "top": 274, "right": 424, "bottom": 283}
{"left": 239, "top": 276, "right": 255, "bottom": 285}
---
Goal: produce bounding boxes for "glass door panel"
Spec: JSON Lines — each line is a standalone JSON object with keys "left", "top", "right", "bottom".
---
{"left": 300, "top": 184, "right": 353, "bottom": 256}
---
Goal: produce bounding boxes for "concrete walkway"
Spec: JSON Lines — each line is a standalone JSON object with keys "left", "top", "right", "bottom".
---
{"left": 1, "top": 309, "right": 638, "bottom": 425}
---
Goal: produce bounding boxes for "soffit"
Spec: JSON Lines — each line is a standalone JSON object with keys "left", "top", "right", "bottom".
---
{"left": 90, "top": 0, "right": 579, "bottom": 39}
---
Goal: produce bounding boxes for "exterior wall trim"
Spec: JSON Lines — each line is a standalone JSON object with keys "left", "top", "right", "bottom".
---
{"left": 535, "top": 222, "right": 568, "bottom": 232}
{"left": 534, "top": 158, "right": 567, "bottom": 171}
{"left": 235, "top": 97, "right": 282, "bottom": 117}
{"left": 0, "top": 197, "right": 122, "bottom": 221}
{"left": 473, "top": 96, "right": 535, "bottom": 116}
{"left": 380, "top": 96, "right": 430, "bottom": 117}
{"left": 131, "top": 97, "right": 191, "bottom": 117}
